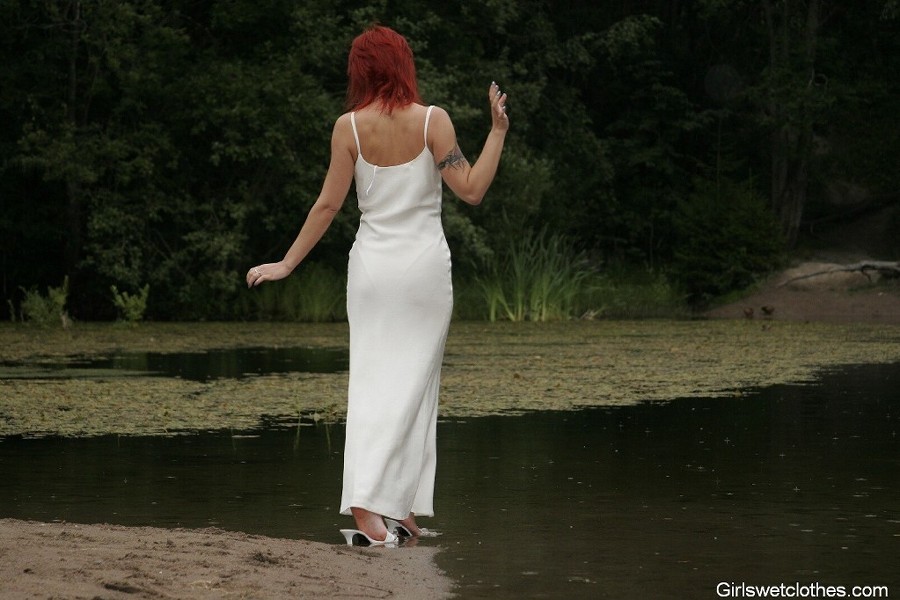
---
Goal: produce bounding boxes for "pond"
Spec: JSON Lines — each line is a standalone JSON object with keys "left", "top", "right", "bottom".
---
{"left": 0, "top": 346, "right": 348, "bottom": 381}
{"left": 0, "top": 361, "right": 897, "bottom": 599}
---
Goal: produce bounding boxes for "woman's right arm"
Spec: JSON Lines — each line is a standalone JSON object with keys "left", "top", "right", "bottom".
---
{"left": 430, "top": 82, "right": 509, "bottom": 205}
{"left": 246, "top": 115, "right": 355, "bottom": 288}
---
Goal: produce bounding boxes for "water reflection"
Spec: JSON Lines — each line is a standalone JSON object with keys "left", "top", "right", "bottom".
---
{"left": 0, "top": 346, "right": 348, "bottom": 381}
{"left": 0, "top": 363, "right": 897, "bottom": 599}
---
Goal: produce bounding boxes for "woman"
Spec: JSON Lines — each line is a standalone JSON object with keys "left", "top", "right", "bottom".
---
{"left": 246, "top": 25, "right": 508, "bottom": 546}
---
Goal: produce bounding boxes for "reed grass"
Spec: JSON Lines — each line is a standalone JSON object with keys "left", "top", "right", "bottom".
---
{"left": 476, "top": 230, "right": 592, "bottom": 322}
{"left": 455, "top": 231, "right": 689, "bottom": 321}
{"left": 245, "top": 242, "right": 686, "bottom": 323}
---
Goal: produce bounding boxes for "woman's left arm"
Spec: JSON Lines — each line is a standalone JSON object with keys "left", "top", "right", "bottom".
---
{"left": 247, "top": 116, "right": 355, "bottom": 287}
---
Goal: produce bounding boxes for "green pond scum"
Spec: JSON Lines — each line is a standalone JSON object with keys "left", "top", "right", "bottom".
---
{"left": 1, "top": 320, "right": 899, "bottom": 438}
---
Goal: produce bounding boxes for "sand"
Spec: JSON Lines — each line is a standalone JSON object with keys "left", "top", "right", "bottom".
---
{"left": 0, "top": 519, "right": 452, "bottom": 599}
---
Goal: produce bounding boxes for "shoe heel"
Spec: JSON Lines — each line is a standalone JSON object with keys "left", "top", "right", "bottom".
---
{"left": 340, "top": 529, "right": 364, "bottom": 546}
{"left": 339, "top": 528, "right": 399, "bottom": 547}
{"left": 384, "top": 518, "right": 413, "bottom": 538}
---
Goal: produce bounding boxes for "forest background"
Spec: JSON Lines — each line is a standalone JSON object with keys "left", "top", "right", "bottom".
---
{"left": 1, "top": 0, "right": 898, "bottom": 323}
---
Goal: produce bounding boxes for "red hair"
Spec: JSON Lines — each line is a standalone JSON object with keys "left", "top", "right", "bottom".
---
{"left": 346, "top": 25, "right": 422, "bottom": 113}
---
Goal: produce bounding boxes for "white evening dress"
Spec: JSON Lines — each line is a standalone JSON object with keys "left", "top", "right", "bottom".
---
{"left": 340, "top": 106, "right": 453, "bottom": 520}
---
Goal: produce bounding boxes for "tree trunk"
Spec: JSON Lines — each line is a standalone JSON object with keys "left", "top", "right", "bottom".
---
{"left": 761, "top": 0, "right": 822, "bottom": 247}
{"left": 63, "top": 0, "right": 85, "bottom": 280}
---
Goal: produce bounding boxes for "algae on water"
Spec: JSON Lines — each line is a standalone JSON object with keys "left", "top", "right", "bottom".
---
{"left": 1, "top": 321, "right": 899, "bottom": 438}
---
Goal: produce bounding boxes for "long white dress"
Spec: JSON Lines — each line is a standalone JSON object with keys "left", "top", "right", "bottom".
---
{"left": 340, "top": 106, "right": 453, "bottom": 520}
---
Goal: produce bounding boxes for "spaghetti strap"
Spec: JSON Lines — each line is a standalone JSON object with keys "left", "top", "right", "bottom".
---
{"left": 350, "top": 112, "right": 362, "bottom": 156}
{"left": 423, "top": 105, "right": 435, "bottom": 145}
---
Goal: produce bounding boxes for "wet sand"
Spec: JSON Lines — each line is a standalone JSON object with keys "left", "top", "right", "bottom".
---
{"left": 0, "top": 519, "right": 452, "bottom": 599}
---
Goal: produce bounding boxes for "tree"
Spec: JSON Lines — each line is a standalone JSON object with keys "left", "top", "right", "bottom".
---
{"left": 2, "top": 1, "right": 897, "bottom": 319}
{"left": 759, "top": 0, "right": 831, "bottom": 246}
{"left": 7, "top": 0, "right": 190, "bottom": 316}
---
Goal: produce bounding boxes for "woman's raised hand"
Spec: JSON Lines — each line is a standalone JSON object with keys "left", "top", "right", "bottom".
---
{"left": 489, "top": 81, "right": 509, "bottom": 132}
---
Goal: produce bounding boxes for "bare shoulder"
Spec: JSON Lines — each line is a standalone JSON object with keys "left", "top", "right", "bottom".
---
{"left": 333, "top": 112, "right": 354, "bottom": 133}
{"left": 331, "top": 113, "right": 356, "bottom": 161}
{"left": 427, "top": 106, "right": 452, "bottom": 129}
{"left": 426, "top": 106, "right": 456, "bottom": 149}
{"left": 331, "top": 113, "right": 353, "bottom": 142}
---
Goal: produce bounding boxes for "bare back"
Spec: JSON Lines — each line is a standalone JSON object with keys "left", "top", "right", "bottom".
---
{"left": 349, "top": 104, "right": 431, "bottom": 167}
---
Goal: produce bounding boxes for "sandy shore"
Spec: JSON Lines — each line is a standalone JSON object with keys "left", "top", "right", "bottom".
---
{"left": 0, "top": 519, "right": 452, "bottom": 599}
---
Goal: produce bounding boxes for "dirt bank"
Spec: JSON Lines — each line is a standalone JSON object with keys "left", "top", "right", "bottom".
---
{"left": 0, "top": 519, "right": 452, "bottom": 599}
{"left": 706, "top": 259, "right": 900, "bottom": 324}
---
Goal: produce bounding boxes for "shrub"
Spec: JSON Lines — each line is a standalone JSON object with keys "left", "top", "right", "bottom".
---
{"left": 20, "top": 277, "right": 69, "bottom": 327}
{"left": 111, "top": 284, "right": 150, "bottom": 324}
{"left": 672, "top": 178, "right": 784, "bottom": 306}
{"left": 581, "top": 269, "right": 689, "bottom": 319}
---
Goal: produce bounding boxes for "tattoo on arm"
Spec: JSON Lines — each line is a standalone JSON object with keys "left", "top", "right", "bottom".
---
{"left": 438, "top": 145, "right": 468, "bottom": 171}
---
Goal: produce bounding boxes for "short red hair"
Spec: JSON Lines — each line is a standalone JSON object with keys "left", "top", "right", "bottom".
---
{"left": 346, "top": 25, "right": 422, "bottom": 113}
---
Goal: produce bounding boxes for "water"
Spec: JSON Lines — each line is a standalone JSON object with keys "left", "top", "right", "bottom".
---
{"left": 0, "top": 346, "right": 348, "bottom": 381}
{"left": 436, "top": 366, "right": 899, "bottom": 598}
{"left": 0, "top": 363, "right": 897, "bottom": 598}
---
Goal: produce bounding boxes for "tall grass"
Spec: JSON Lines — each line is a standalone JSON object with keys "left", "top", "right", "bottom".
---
{"left": 250, "top": 263, "right": 346, "bottom": 322}
{"left": 476, "top": 230, "right": 592, "bottom": 322}
{"left": 454, "top": 231, "right": 689, "bottom": 321}
{"left": 245, "top": 243, "right": 688, "bottom": 323}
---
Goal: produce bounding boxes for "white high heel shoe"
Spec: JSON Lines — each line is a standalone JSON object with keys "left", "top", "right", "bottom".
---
{"left": 384, "top": 518, "right": 413, "bottom": 538}
{"left": 339, "top": 528, "right": 399, "bottom": 547}
{"left": 384, "top": 518, "right": 442, "bottom": 538}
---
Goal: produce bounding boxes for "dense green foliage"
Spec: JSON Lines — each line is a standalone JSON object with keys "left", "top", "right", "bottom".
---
{"left": 1, "top": 1, "right": 898, "bottom": 320}
{"left": 673, "top": 178, "right": 785, "bottom": 304}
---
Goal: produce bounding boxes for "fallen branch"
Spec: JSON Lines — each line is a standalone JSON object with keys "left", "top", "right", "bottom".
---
{"left": 779, "top": 261, "right": 900, "bottom": 287}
